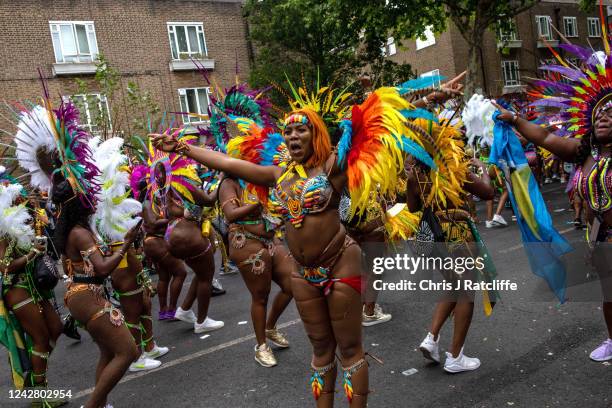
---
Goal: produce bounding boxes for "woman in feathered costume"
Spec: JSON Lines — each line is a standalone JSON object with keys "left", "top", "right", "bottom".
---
{"left": 212, "top": 84, "right": 294, "bottom": 368}
{"left": 152, "top": 77, "right": 442, "bottom": 406}
{"left": 0, "top": 175, "right": 64, "bottom": 403}
{"left": 11, "top": 92, "right": 142, "bottom": 408}
{"left": 144, "top": 128, "right": 224, "bottom": 334}
{"left": 494, "top": 4, "right": 612, "bottom": 362}
{"left": 400, "top": 78, "right": 497, "bottom": 374}
{"left": 88, "top": 137, "right": 169, "bottom": 372}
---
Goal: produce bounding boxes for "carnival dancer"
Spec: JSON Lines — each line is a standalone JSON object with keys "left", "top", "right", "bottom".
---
{"left": 400, "top": 84, "right": 497, "bottom": 372}
{"left": 144, "top": 130, "right": 224, "bottom": 333}
{"left": 89, "top": 137, "right": 168, "bottom": 372}
{"left": 134, "top": 165, "right": 188, "bottom": 321}
{"left": 11, "top": 93, "right": 141, "bottom": 407}
{"left": 493, "top": 25, "right": 612, "bottom": 360}
{"left": 0, "top": 171, "right": 66, "bottom": 407}
{"left": 152, "top": 74, "right": 457, "bottom": 405}
{"left": 200, "top": 82, "right": 293, "bottom": 366}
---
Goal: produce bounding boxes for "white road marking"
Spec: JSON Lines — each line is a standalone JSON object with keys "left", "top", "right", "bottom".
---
{"left": 71, "top": 318, "right": 301, "bottom": 401}
{"left": 496, "top": 226, "right": 574, "bottom": 254}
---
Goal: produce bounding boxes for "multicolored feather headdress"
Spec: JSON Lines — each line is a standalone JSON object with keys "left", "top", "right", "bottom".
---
{"left": 528, "top": 1, "right": 612, "bottom": 139}
{"left": 6, "top": 95, "right": 100, "bottom": 208}
{"left": 146, "top": 127, "right": 200, "bottom": 213}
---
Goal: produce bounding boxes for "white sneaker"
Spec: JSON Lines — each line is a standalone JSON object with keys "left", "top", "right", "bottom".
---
{"left": 485, "top": 220, "right": 494, "bottom": 228}
{"left": 129, "top": 354, "right": 162, "bottom": 372}
{"left": 362, "top": 304, "right": 392, "bottom": 327}
{"left": 544, "top": 177, "right": 552, "bottom": 184}
{"left": 194, "top": 317, "right": 224, "bottom": 333}
{"left": 443, "top": 348, "right": 481, "bottom": 373}
{"left": 175, "top": 307, "right": 196, "bottom": 324}
{"left": 144, "top": 343, "right": 169, "bottom": 359}
{"left": 492, "top": 214, "right": 508, "bottom": 226}
{"left": 419, "top": 332, "right": 440, "bottom": 363}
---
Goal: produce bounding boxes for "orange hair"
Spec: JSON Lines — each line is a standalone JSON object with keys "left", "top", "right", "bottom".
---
{"left": 290, "top": 108, "right": 331, "bottom": 168}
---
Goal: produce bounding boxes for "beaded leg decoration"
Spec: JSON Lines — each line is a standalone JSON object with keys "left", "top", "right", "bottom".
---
{"left": 241, "top": 248, "right": 266, "bottom": 275}
{"left": 29, "top": 349, "right": 50, "bottom": 386}
{"left": 310, "top": 360, "right": 337, "bottom": 400}
{"left": 342, "top": 358, "right": 367, "bottom": 403}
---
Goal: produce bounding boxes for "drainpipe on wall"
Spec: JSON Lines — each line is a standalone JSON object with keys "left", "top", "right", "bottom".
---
{"left": 479, "top": 45, "right": 488, "bottom": 95}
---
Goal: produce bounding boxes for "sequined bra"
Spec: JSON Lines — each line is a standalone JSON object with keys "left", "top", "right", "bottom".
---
{"left": 573, "top": 156, "right": 611, "bottom": 213}
{"left": 269, "top": 163, "right": 334, "bottom": 228}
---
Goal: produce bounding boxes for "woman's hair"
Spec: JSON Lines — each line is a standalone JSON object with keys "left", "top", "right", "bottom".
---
{"left": 51, "top": 179, "right": 92, "bottom": 255}
{"left": 291, "top": 108, "right": 331, "bottom": 168}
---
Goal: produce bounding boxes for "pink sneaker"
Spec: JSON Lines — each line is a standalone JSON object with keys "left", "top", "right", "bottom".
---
{"left": 589, "top": 338, "right": 612, "bottom": 362}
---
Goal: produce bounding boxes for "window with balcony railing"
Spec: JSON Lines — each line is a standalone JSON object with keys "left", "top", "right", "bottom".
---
{"left": 502, "top": 60, "right": 520, "bottom": 86}
{"left": 178, "top": 87, "right": 210, "bottom": 123}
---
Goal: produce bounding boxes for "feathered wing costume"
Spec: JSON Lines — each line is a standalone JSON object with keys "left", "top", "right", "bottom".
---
{"left": 88, "top": 137, "right": 142, "bottom": 244}
{"left": 462, "top": 93, "right": 495, "bottom": 148}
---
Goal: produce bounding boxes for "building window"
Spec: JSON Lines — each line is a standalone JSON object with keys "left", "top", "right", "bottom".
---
{"left": 499, "top": 20, "right": 519, "bottom": 42}
{"left": 167, "top": 23, "right": 208, "bottom": 60}
{"left": 178, "top": 87, "right": 210, "bottom": 123}
{"left": 420, "top": 69, "right": 441, "bottom": 88}
{"left": 416, "top": 26, "right": 436, "bottom": 50}
{"left": 387, "top": 37, "right": 397, "bottom": 56}
{"left": 502, "top": 61, "right": 520, "bottom": 86}
{"left": 563, "top": 17, "right": 578, "bottom": 37}
{"left": 588, "top": 17, "right": 601, "bottom": 37}
{"left": 49, "top": 21, "right": 99, "bottom": 63}
{"left": 65, "top": 94, "right": 110, "bottom": 133}
{"left": 536, "top": 15, "right": 553, "bottom": 40}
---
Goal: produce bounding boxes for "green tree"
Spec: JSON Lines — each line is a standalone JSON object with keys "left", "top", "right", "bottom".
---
{"left": 334, "top": 0, "right": 539, "bottom": 97}
{"left": 244, "top": 0, "right": 417, "bottom": 108}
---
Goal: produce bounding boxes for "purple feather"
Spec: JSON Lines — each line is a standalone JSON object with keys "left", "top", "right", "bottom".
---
{"left": 532, "top": 80, "right": 575, "bottom": 94}
{"left": 538, "top": 65, "right": 585, "bottom": 81}
{"left": 558, "top": 44, "right": 593, "bottom": 61}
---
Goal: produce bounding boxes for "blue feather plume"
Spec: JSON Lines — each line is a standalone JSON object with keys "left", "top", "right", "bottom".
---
{"left": 398, "top": 136, "right": 436, "bottom": 169}
{"left": 397, "top": 75, "right": 446, "bottom": 94}
{"left": 336, "top": 120, "right": 353, "bottom": 169}
{"left": 400, "top": 108, "right": 438, "bottom": 122}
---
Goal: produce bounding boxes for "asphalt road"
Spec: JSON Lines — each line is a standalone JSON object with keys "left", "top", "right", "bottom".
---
{"left": 1, "top": 183, "right": 610, "bottom": 408}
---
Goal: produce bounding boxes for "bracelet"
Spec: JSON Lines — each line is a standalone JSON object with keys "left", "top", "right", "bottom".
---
{"left": 421, "top": 96, "right": 430, "bottom": 106}
{"left": 512, "top": 112, "right": 520, "bottom": 124}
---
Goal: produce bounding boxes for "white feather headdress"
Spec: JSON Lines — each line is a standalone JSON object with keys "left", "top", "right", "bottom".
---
{"left": 89, "top": 137, "right": 142, "bottom": 243}
{"left": 461, "top": 94, "right": 495, "bottom": 148}
{"left": 0, "top": 183, "right": 34, "bottom": 250}
{"left": 14, "top": 105, "right": 57, "bottom": 192}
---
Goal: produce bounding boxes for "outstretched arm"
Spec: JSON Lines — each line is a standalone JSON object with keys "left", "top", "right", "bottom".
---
{"left": 151, "top": 134, "right": 281, "bottom": 187}
{"left": 493, "top": 103, "right": 580, "bottom": 162}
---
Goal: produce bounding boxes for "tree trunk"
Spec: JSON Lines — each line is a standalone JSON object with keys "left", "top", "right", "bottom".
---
{"left": 465, "top": 41, "right": 481, "bottom": 98}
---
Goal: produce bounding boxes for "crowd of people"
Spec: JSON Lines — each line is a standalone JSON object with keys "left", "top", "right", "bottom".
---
{"left": 1, "top": 29, "right": 611, "bottom": 408}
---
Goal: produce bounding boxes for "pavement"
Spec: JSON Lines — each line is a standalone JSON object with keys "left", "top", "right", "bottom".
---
{"left": 1, "top": 182, "right": 610, "bottom": 408}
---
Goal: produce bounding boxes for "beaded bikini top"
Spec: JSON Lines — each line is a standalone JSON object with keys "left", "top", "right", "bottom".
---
{"left": 269, "top": 163, "right": 334, "bottom": 228}
{"left": 574, "top": 154, "right": 611, "bottom": 213}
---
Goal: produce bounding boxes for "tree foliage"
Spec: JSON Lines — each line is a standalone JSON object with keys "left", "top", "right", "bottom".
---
{"left": 244, "top": 0, "right": 416, "bottom": 108}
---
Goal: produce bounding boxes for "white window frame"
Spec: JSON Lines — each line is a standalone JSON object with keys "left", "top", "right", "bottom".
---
{"left": 563, "top": 17, "right": 578, "bottom": 38}
{"left": 416, "top": 26, "right": 436, "bottom": 50}
{"left": 387, "top": 37, "right": 397, "bottom": 56}
{"left": 502, "top": 60, "right": 520, "bottom": 87}
{"left": 178, "top": 87, "right": 210, "bottom": 124}
{"left": 63, "top": 94, "right": 111, "bottom": 133}
{"left": 167, "top": 22, "right": 208, "bottom": 60}
{"left": 588, "top": 17, "right": 601, "bottom": 38}
{"left": 49, "top": 21, "right": 99, "bottom": 63}
{"left": 536, "top": 15, "right": 553, "bottom": 40}
{"left": 420, "top": 69, "right": 441, "bottom": 88}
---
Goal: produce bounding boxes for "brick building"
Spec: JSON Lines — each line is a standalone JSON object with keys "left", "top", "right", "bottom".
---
{"left": 0, "top": 0, "right": 251, "bottom": 136}
{"left": 383, "top": 0, "right": 612, "bottom": 97}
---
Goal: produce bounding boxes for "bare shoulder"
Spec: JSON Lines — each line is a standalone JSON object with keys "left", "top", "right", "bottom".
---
{"left": 67, "top": 225, "right": 96, "bottom": 252}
